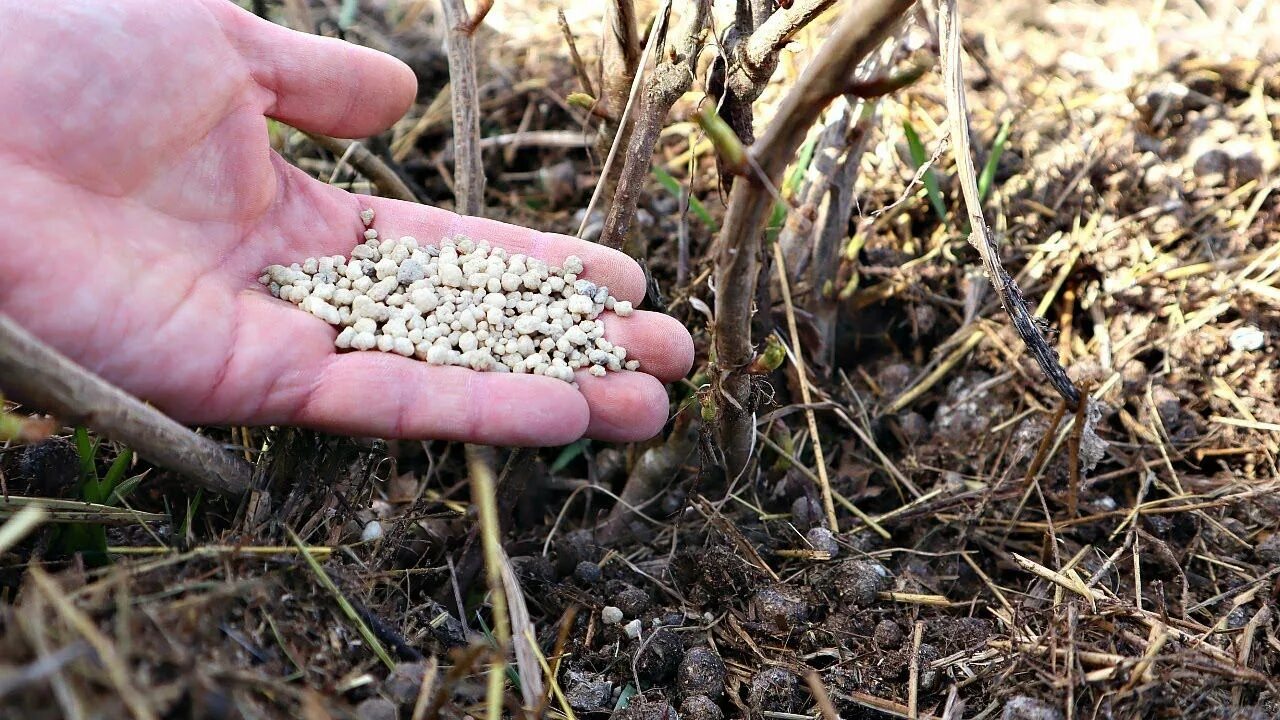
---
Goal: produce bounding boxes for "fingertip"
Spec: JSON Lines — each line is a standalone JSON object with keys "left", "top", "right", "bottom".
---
{"left": 577, "top": 371, "right": 671, "bottom": 442}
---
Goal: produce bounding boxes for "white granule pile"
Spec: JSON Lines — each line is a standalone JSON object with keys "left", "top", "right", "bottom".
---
{"left": 259, "top": 208, "right": 637, "bottom": 383}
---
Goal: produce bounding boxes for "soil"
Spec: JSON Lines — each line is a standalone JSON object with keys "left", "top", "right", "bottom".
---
{"left": 2, "top": 1, "right": 1279, "bottom": 719}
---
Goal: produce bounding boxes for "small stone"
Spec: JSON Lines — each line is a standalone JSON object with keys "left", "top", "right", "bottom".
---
{"left": 563, "top": 670, "right": 613, "bottom": 713}
{"left": 680, "top": 695, "right": 723, "bottom": 720}
{"left": 1001, "top": 696, "right": 1064, "bottom": 720}
{"left": 634, "top": 627, "right": 682, "bottom": 684}
{"left": 360, "top": 520, "right": 383, "bottom": 542}
{"left": 601, "top": 606, "right": 624, "bottom": 625}
{"left": 383, "top": 662, "right": 428, "bottom": 705}
{"left": 355, "top": 698, "right": 397, "bottom": 720}
{"left": 748, "top": 667, "right": 799, "bottom": 713}
{"left": 874, "top": 619, "right": 904, "bottom": 648}
{"left": 677, "top": 647, "right": 726, "bottom": 699}
{"left": 1229, "top": 325, "right": 1265, "bottom": 352}
{"left": 753, "top": 588, "right": 809, "bottom": 629}
{"left": 622, "top": 619, "right": 643, "bottom": 639}
{"left": 805, "top": 527, "right": 840, "bottom": 557}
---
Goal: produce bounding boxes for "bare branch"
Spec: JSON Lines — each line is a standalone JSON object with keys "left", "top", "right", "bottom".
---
{"left": 711, "top": 0, "right": 835, "bottom": 177}
{"left": 713, "top": 0, "right": 916, "bottom": 476}
{"left": 937, "top": 0, "right": 1080, "bottom": 408}
{"left": 557, "top": 10, "right": 596, "bottom": 97}
{"left": 304, "top": 132, "right": 420, "bottom": 203}
{"left": 0, "top": 314, "right": 251, "bottom": 495}
{"left": 440, "top": 0, "right": 485, "bottom": 216}
{"left": 598, "top": 0, "right": 711, "bottom": 251}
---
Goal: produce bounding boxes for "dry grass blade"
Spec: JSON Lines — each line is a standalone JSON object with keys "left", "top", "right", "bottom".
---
{"left": 27, "top": 566, "right": 159, "bottom": 720}
{"left": 499, "top": 547, "right": 544, "bottom": 711}
{"left": 0, "top": 496, "right": 165, "bottom": 525}
{"left": 0, "top": 505, "right": 47, "bottom": 556}
{"left": 772, "top": 242, "right": 838, "bottom": 530}
{"left": 285, "top": 526, "right": 396, "bottom": 671}
{"left": 937, "top": 0, "right": 1080, "bottom": 408}
{"left": 465, "top": 444, "right": 510, "bottom": 720}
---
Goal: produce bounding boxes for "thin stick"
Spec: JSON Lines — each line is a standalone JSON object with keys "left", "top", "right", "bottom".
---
{"left": 304, "top": 132, "right": 419, "bottom": 203}
{"left": 773, "top": 242, "right": 838, "bottom": 530}
{"left": 557, "top": 10, "right": 596, "bottom": 97}
{"left": 0, "top": 314, "right": 250, "bottom": 495}
{"left": 907, "top": 620, "right": 924, "bottom": 719}
{"left": 440, "top": 0, "right": 485, "bottom": 216}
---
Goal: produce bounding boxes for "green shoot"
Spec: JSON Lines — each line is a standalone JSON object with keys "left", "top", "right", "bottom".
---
{"left": 549, "top": 439, "right": 590, "bottom": 474}
{"left": 902, "top": 121, "right": 947, "bottom": 222}
{"left": 978, "top": 118, "right": 1012, "bottom": 203}
{"left": 651, "top": 166, "right": 718, "bottom": 231}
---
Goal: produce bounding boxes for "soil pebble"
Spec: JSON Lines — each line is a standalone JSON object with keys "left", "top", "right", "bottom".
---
{"left": 680, "top": 694, "right": 724, "bottom": 720}
{"left": 574, "top": 560, "right": 603, "bottom": 585}
{"left": 677, "top": 646, "right": 726, "bottom": 699}
{"left": 874, "top": 619, "right": 904, "bottom": 648}
{"left": 1001, "top": 696, "right": 1065, "bottom": 720}
{"left": 383, "top": 662, "right": 428, "bottom": 705}
{"left": 355, "top": 697, "right": 398, "bottom": 720}
{"left": 564, "top": 670, "right": 614, "bottom": 713}
{"left": 748, "top": 667, "right": 801, "bottom": 713}
{"left": 635, "top": 627, "right": 683, "bottom": 684}
{"left": 752, "top": 587, "right": 809, "bottom": 629}
{"left": 791, "top": 496, "right": 824, "bottom": 529}
{"left": 805, "top": 527, "right": 840, "bottom": 557}
{"left": 610, "top": 582, "right": 652, "bottom": 616}
{"left": 827, "top": 559, "right": 892, "bottom": 606}
{"left": 601, "top": 606, "right": 624, "bottom": 625}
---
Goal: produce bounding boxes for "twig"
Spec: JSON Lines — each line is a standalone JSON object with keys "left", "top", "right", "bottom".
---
{"left": 805, "top": 671, "right": 840, "bottom": 720}
{"left": 716, "top": 0, "right": 838, "bottom": 149}
{"left": 908, "top": 620, "right": 923, "bottom": 719}
{"left": 712, "top": 0, "right": 916, "bottom": 476}
{"left": 0, "top": 314, "right": 251, "bottom": 495}
{"left": 578, "top": 0, "right": 672, "bottom": 242}
{"left": 557, "top": 10, "right": 596, "bottom": 97}
{"left": 440, "top": 0, "right": 485, "bottom": 216}
{"left": 598, "top": 0, "right": 711, "bottom": 250}
{"left": 937, "top": 0, "right": 1080, "bottom": 408}
{"left": 304, "top": 132, "right": 420, "bottom": 203}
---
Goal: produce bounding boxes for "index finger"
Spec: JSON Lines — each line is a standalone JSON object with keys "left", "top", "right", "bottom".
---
{"left": 362, "top": 196, "right": 648, "bottom": 303}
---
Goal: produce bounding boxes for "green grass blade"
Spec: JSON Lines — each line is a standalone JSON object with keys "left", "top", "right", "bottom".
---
{"left": 902, "top": 121, "right": 947, "bottom": 222}
{"left": 549, "top": 439, "right": 589, "bottom": 474}
{"left": 101, "top": 448, "right": 133, "bottom": 499}
{"left": 978, "top": 118, "right": 1012, "bottom": 203}
{"left": 287, "top": 526, "right": 396, "bottom": 671}
{"left": 651, "top": 166, "right": 717, "bottom": 231}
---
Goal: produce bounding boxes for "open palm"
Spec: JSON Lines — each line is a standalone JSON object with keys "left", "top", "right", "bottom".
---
{"left": 0, "top": 0, "right": 693, "bottom": 445}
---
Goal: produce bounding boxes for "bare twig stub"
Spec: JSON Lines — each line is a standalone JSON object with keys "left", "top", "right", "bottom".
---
{"left": 598, "top": 0, "right": 712, "bottom": 251}
{"left": 0, "top": 314, "right": 251, "bottom": 495}
{"left": 713, "top": 0, "right": 916, "bottom": 476}
{"left": 937, "top": 0, "right": 1080, "bottom": 409}
{"left": 440, "top": 0, "right": 485, "bottom": 216}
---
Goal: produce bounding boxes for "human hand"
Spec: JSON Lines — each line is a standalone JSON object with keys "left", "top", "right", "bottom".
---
{"left": 0, "top": 0, "right": 694, "bottom": 445}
